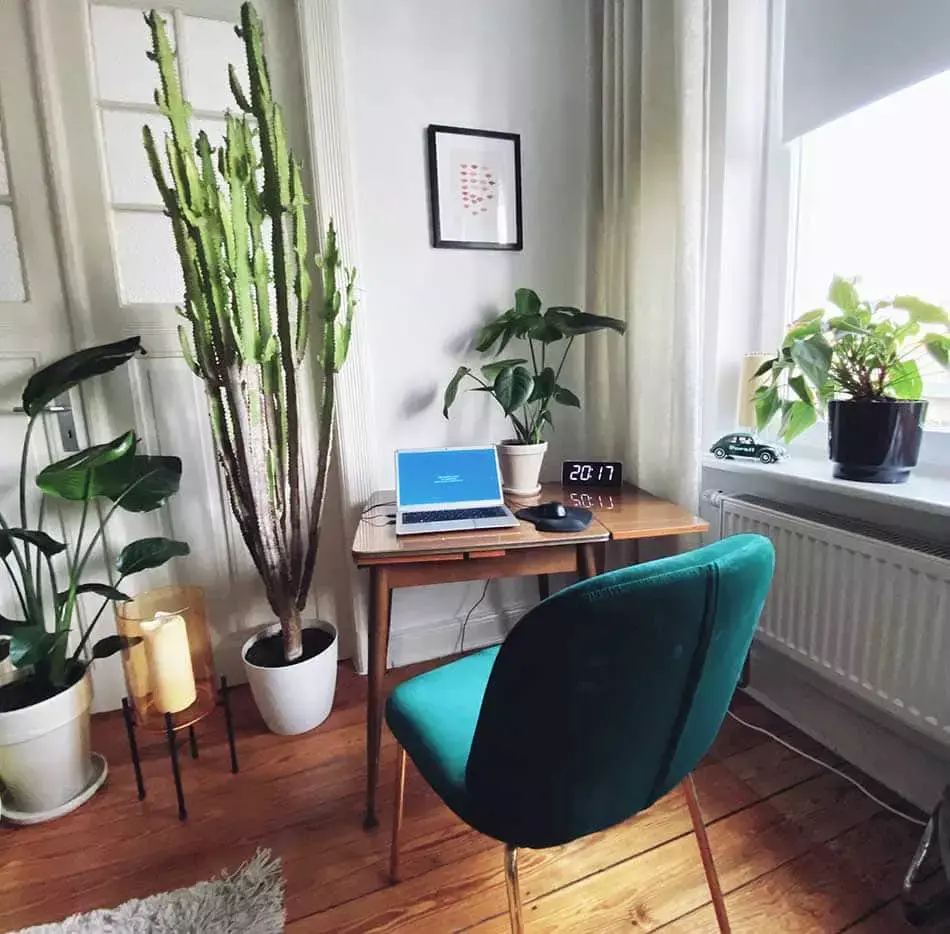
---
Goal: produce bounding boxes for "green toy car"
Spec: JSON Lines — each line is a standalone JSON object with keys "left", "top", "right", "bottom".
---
{"left": 710, "top": 433, "right": 787, "bottom": 464}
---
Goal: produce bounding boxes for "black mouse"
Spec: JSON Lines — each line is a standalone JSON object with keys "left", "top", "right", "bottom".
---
{"left": 535, "top": 501, "right": 568, "bottom": 519}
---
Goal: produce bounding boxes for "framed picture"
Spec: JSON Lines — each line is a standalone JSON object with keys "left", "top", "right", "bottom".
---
{"left": 426, "top": 124, "right": 523, "bottom": 251}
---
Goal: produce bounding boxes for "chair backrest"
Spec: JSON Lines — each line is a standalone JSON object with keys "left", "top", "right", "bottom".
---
{"left": 465, "top": 534, "right": 775, "bottom": 848}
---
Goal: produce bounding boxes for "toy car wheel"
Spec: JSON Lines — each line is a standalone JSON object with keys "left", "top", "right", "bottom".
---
{"left": 759, "top": 450, "right": 775, "bottom": 464}
{"left": 713, "top": 447, "right": 727, "bottom": 459}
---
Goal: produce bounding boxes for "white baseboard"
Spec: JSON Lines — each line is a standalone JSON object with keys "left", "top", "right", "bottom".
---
{"left": 378, "top": 602, "right": 535, "bottom": 673}
{"left": 747, "top": 641, "right": 950, "bottom": 812}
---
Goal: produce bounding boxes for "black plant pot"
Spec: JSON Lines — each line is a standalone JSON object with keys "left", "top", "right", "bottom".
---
{"left": 828, "top": 399, "right": 927, "bottom": 484}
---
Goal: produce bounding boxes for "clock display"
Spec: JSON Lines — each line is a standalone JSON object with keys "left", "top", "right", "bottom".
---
{"left": 561, "top": 460, "right": 624, "bottom": 488}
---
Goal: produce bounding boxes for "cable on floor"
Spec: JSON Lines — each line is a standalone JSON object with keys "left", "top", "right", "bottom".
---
{"left": 456, "top": 579, "right": 492, "bottom": 654}
{"left": 726, "top": 709, "right": 927, "bottom": 827}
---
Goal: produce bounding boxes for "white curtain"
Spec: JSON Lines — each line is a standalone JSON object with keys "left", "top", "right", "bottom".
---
{"left": 586, "top": 0, "right": 709, "bottom": 510}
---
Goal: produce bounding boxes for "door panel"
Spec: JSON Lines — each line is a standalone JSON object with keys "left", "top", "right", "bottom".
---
{"left": 34, "top": 0, "right": 354, "bottom": 709}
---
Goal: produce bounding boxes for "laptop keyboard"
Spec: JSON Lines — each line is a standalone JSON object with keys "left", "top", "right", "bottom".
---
{"left": 402, "top": 506, "right": 509, "bottom": 524}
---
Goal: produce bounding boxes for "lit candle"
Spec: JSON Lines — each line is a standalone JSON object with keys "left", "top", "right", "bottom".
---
{"left": 140, "top": 612, "right": 197, "bottom": 714}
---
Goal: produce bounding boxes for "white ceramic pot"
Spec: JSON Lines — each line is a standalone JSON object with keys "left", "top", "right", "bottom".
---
{"left": 0, "top": 670, "right": 95, "bottom": 816}
{"left": 242, "top": 620, "right": 338, "bottom": 735}
{"left": 497, "top": 440, "right": 548, "bottom": 496}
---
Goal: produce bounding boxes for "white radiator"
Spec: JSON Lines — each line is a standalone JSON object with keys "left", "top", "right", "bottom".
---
{"left": 714, "top": 494, "right": 950, "bottom": 746}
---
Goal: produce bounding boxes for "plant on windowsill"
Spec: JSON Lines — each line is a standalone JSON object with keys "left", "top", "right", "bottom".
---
{"left": 754, "top": 275, "right": 950, "bottom": 483}
{"left": 443, "top": 288, "right": 625, "bottom": 495}
{"left": 0, "top": 337, "right": 187, "bottom": 822}
{"left": 144, "top": 3, "right": 356, "bottom": 735}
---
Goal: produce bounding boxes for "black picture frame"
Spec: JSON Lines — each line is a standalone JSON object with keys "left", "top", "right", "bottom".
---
{"left": 426, "top": 124, "right": 523, "bottom": 251}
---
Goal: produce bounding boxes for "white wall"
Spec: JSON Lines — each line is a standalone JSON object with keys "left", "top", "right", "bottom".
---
{"left": 338, "top": 0, "right": 591, "bottom": 660}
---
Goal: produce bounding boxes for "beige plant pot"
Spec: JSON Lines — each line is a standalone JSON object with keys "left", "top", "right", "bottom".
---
{"left": 0, "top": 670, "right": 96, "bottom": 818}
{"left": 497, "top": 440, "right": 548, "bottom": 496}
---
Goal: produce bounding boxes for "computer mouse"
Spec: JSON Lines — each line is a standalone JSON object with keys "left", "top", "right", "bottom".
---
{"left": 535, "top": 501, "right": 568, "bottom": 519}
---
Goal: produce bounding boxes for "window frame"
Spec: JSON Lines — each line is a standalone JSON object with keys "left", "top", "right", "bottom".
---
{"left": 760, "top": 2, "right": 950, "bottom": 472}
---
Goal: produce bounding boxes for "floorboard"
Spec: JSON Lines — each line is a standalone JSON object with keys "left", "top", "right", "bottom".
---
{"left": 0, "top": 661, "right": 937, "bottom": 933}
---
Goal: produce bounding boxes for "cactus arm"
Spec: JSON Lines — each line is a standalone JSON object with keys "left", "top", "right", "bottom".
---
{"left": 291, "top": 159, "right": 311, "bottom": 364}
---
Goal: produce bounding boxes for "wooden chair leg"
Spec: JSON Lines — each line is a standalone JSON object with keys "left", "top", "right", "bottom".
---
{"left": 683, "top": 773, "right": 731, "bottom": 934}
{"left": 389, "top": 745, "right": 407, "bottom": 884}
{"left": 504, "top": 844, "right": 525, "bottom": 934}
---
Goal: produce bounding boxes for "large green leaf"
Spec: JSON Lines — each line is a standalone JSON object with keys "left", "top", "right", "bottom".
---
{"left": 0, "top": 529, "right": 66, "bottom": 559}
{"left": 789, "top": 334, "right": 833, "bottom": 390}
{"left": 92, "top": 635, "right": 142, "bottom": 660}
{"left": 788, "top": 374, "right": 814, "bottom": 406}
{"left": 527, "top": 321, "right": 563, "bottom": 344}
{"left": 442, "top": 366, "right": 472, "bottom": 418}
{"left": 827, "top": 276, "right": 860, "bottom": 314}
{"left": 116, "top": 537, "right": 190, "bottom": 576}
{"left": 480, "top": 358, "right": 526, "bottom": 381}
{"left": 474, "top": 321, "right": 505, "bottom": 354}
{"left": 546, "top": 308, "right": 626, "bottom": 336}
{"left": 493, "top": 365, "right": 534, "bottom": 415}
{"left": 528, "top": 366, "right": 556, "bottom": 403}
{"left": 892, "top": 295, "right": 950, "bottom": 326}
{"left": 43, "top": 432, "right": 137, "bottom": 476}
{"left": 753, "top": 386, "right": 781, "bottom": 431}
{"left": 923, "top": 333, "right": 950, "bottom": 368}
{"left": 828, "top": 316, "right": 872, "bottom": 336}
{"left": 779, "top": 400, "right": 817, "bottom": 442}
{"left": 513, "top": 288, "right": 542, "bottom": 319}
{"left": 22, "top": 337, "right": 143, "bottom": 417}
{"left": 887, "top": 360, "right": 923, "bottom": 400}
{"left": 9, "top": 628, "right": 66, "bottom": 669}
{"left": 554, "top": 385, "right": 581, "bottom": 407}
{"left": 55, "top": 583, "right": 132, "bottom": 610}
{"left": 37, "top": 451, "right": 182, "bottom": 513}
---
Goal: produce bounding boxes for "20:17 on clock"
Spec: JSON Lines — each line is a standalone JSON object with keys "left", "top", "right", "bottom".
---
{"left": 561, "top": 460, "right": 624, "bottom": 488}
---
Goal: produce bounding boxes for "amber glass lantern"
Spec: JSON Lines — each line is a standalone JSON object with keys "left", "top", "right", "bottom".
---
{"left": 115, "top": 585, "right": 217, "bottom": 732}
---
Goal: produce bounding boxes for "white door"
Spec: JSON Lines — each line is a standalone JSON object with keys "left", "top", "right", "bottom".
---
{"left": 0, "top": 2, "right": 96, "bottom": 686}
{"left": 30, "top": 0, "right": 355, "bottom": 711}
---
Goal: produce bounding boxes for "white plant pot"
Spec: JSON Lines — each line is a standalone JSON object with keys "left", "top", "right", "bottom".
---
{"left": 242, "top": 620, "right": 338, "bottom": 735}
{"left": 0, "top": 670, "right": 96, "bottom": 817}
{"left": 497, "top": 440, "right": 548, "bottom": 496}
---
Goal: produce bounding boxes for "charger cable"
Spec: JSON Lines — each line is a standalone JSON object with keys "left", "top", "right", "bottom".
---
{"left": 726, "top": 709, "right": 927, "bottom": 827}
{"left": 456, "top": 579, "right": 492, "bottom": 654}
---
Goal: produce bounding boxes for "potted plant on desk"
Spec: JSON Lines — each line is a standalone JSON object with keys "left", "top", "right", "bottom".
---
{"left": 754, "top": 275, "right": 950, "bottom": 482}
{"left": 443, "top": 288, "right": 625, "bottom": 495}
{"left": 0, "top": 337, "right": 187, "bottom": 822}
{"left": 144, "top": 4, "right": 356, "bottom": 734}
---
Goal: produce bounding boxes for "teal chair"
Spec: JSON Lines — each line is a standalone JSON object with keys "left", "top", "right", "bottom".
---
{"left": 385, "top": 534, "right": 775, "bottom": 933}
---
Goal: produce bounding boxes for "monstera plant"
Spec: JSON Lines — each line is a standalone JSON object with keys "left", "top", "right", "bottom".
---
{"left": 443, "top": 288, "right": 625, "bottom": 495}
{"left": 0, "top": 337, "right": 187, "bottom": 820}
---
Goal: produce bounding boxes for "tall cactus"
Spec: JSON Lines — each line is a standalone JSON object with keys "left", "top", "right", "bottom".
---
{"left": 143, "top": 3, "right": 356, "bottom": 661}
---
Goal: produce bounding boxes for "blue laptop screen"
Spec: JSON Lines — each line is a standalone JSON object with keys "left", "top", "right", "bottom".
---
{"left": 397, "top": 448, "right": 501, "bottom": 507}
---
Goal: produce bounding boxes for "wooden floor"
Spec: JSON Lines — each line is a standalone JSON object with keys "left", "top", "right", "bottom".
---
{"left": 0, "top": 661, "right": 940, "bottom": 933}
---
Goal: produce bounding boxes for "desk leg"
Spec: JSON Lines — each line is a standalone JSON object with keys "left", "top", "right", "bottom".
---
{"left": 365, "top": 565, "right": 391, "bottom": 830}
{"left": 537, "top": 574, "right": 550, "bottom": 601}
{"left": 578, "top": 543, "right": 598, "bottom": 580}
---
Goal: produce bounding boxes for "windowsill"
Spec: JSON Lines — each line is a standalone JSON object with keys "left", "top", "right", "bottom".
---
{"left": 702, "top": 453, "right": 950, "bottom": 517}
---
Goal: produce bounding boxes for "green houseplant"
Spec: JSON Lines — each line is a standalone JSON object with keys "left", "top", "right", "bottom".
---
{"left": 144, "top": 4, "right": 356, "bottom": 734}
{"left": 754, "top": 275, "right": 950, "bottom": 482}
{"left": 0, "top": 337, "right": 187, "bottom": 820}
{"left": 443, "top": 288, "right": 625, "bottom": 494}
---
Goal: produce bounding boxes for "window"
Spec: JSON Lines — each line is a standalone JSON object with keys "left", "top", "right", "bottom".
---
{"left": 787, "top": 70, "right": 950, "bottom": 429}
{"left": 89, "top": 5, "right": 247, "bottom": 306}
{"left": 0, "top": 111, "right": 26, "bottom": 302}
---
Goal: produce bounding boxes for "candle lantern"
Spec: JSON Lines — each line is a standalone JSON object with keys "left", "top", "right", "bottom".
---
{"left": 115, "top": 586, "right": 215, "bottom": 731}
{"left": 114, "top": 586, "right": 238, "bottom": 821}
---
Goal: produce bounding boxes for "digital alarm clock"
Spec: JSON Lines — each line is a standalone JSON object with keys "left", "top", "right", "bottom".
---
{"left": 561, "top": 459, "right": 624, "bottom": 488}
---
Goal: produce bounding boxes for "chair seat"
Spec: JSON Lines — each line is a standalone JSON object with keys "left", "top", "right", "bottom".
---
{"left": 385, "top": 646, "right": 499, "bottom": 826}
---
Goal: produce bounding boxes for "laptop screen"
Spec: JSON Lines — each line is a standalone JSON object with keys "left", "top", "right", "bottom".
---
{"left": 397, "top": 447, "right": 502, "bottom": 507}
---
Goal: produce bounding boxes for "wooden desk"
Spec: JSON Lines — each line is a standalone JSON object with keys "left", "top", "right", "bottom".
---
{"left": 351, "top": 483, "right": 708, "bottom": 828}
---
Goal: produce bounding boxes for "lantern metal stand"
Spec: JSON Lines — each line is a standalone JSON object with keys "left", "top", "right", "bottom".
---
{"left": 115, "top": 586, "right": 240, "bottom": 821}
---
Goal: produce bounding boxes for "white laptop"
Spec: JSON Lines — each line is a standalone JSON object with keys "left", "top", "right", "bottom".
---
{"left": 395, "top": 446, "right": 519, "bottom": 535}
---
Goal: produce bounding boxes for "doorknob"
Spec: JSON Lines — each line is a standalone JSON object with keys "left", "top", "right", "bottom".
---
{"left": 11, "top": 397, "right": 79, "bottom": 453}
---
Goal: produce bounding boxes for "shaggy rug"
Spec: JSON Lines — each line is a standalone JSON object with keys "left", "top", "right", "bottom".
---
{"left": 15, "top": 849, "right": 284, "bottom": 934}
